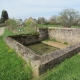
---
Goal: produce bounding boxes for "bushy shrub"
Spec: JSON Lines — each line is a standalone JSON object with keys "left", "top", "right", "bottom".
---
{"left": 50, "top": 38, "right": 57, "bottom": 42}
{"left": 24, "top": 19, "right": 37, "bottom": 27}
{"left": 5, "top": 19, "right": 18, "bottom": 30}
{"left": 24, "top": 18, "right": 38, "bottom": 33}
{"left": 64, "top": 42, "right": 68, "bottom": 45}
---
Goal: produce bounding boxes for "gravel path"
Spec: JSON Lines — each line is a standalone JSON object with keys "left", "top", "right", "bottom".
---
{"left": 0, "top": 27, "right": 5, "bottom": 36}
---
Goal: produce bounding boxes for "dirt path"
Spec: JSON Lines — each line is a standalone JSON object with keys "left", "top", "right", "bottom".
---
{"left": 42, "top": 41, "right": 69, "bottom": 49}
{"left": 0, "top": 27, "right": 5, "bottom": 36}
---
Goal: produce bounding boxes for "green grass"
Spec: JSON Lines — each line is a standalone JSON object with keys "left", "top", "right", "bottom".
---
{"left": 0, "top": 28, "right": 32, "bottom": 80}
{"left": 13, "top": 27, "right": 37, "bottom": 35}
{"left": 50, "top": 38, "right": 57, "bottom": 42}
{"left": 38, "top": 24, "right": 62, "bottom": 28}
{"left": 71, "top": 25, "right": 80, "bottom": 28}
{"left": 36, "top": 54, "right": 80, "bottom": 80}
{"left": 3, "top": 28, "right": 16, "bottom": 37}
{"left": 44, "top": 38, "right": 57, "bottom": 42}
{"left": 38, "top": 24, "right": 80, "bottom": 28}
{"left": 64, "top": 42, "right": 68, "bottom": 45}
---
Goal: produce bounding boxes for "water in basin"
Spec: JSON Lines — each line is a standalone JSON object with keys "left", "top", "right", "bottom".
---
{"left": 27, "top": 43, "right": 59, "bottom": 55}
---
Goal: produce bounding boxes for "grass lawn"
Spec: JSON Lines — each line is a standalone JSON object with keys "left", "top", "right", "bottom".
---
{"left": 17, "top": 27, "right": 37, "bottom": 34}
{"left": 38, "top": 24, "right": 80, "bottom": 28}
{"left": 38, "top": 24, "right": 62, "bottom": 28}
{"left": 0, "top": 28, "right": 32, "bottom": 80}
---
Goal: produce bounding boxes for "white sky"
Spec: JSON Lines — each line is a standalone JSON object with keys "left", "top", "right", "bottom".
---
{"left": 0, "top": 0, "right": 80, "bottom": 20}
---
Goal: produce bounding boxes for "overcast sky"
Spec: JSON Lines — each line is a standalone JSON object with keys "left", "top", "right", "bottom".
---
{"left": 0, "top": 0, "right": 80, "bottom": 20}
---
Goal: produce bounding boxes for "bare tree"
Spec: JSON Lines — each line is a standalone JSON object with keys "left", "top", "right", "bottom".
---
{"left": 38, "top": 17, "right": 47, "bottom": 25}
{"left": 49, "top": 15, "right": 58, "bottom": 24}
{"left": 59, "top": 8, "right": 80, "bottom": 27}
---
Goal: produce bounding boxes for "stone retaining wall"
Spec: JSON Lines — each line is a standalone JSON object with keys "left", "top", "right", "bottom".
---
{"left": 39, "top": 42, "right": 80, "bottom": 74}
{"left": 5, "top": 31, "right": 80, "bottom": 75}
{"left": 10, "top": 34, "right": 40, "bottom": 45}
{"left": 39, "top": 28, "right": 48, "bottom": 40}
{"left": 48, "top": 28, "right": 80, "bottom": 44}
{"left": 5, "top": 36, "right": 41, "bottom": 76}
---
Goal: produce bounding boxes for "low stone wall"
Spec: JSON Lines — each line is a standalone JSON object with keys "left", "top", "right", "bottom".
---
{"left": 5, "top": 33, "right": 80, "bottom": 76}
{"left": 39, "top": 42, "right": 80, "bottom": 74}
{"left": 5, "top": 36, "right": 41, "bottom": 76}
{"left": 48, "top": 28, "right": 80, "bottom": 44}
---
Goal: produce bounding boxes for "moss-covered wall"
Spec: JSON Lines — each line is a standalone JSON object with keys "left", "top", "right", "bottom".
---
{"left": 10, "top": 34, "right": 40, "bottom": 45}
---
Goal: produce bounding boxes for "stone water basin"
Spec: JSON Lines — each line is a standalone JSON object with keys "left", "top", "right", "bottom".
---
{"left": 27, "top": 42, "right": 59, "bottom": 55}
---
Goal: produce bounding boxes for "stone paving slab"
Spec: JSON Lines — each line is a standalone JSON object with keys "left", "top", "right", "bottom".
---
{"left": 42, "top": 41, "right": 69, "bottom": 49}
